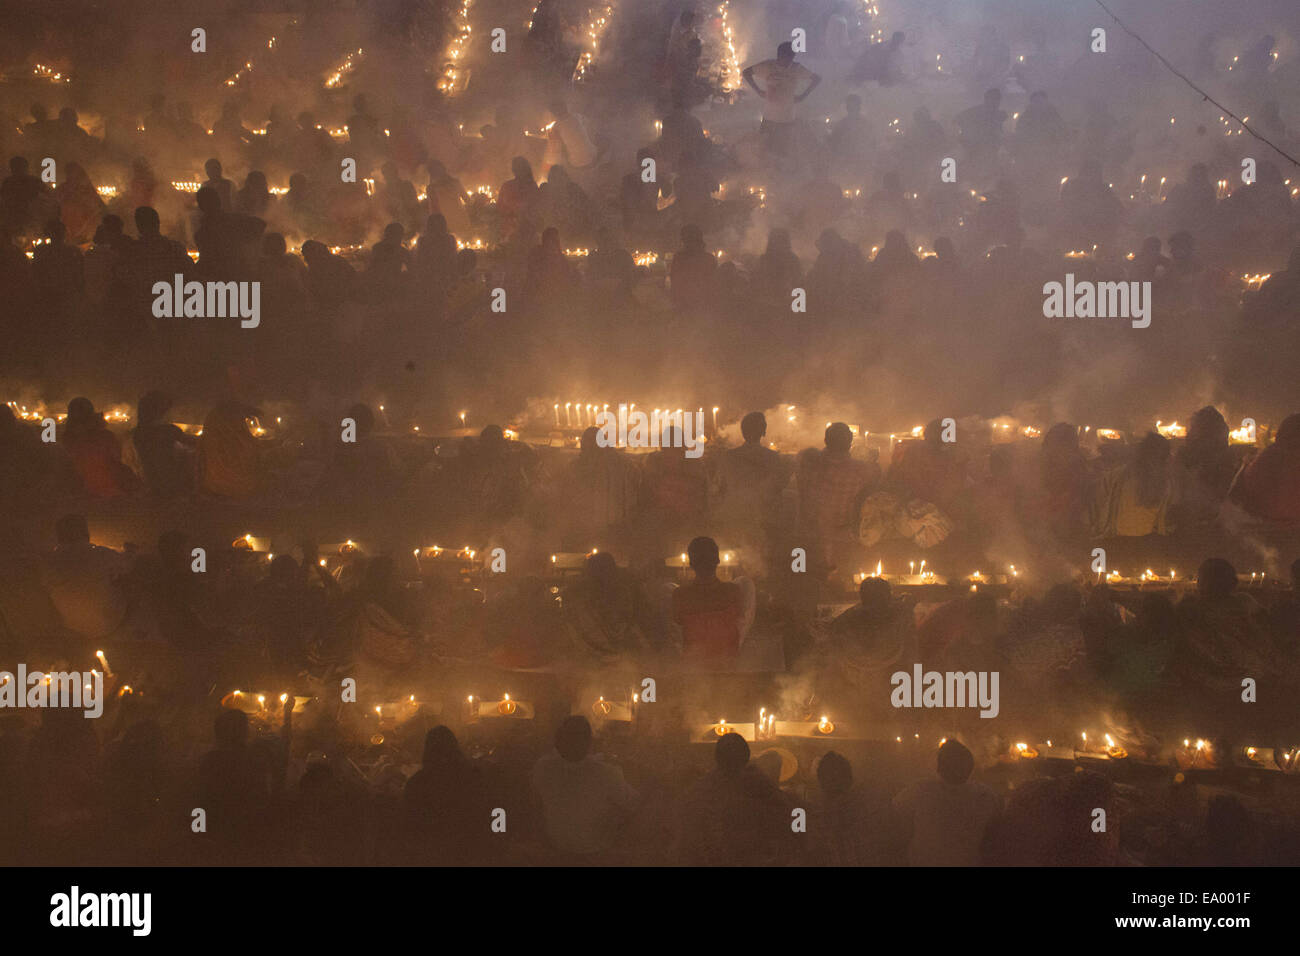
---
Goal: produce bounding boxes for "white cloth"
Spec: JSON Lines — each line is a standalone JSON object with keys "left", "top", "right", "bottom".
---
{"left": 532, "top": 753, "right": 638, "bottom": 854}
{"left": 749, "top": 59, "right": 814, "bottom": 123}
{"left": 892, "top": 779, "right": 1001, "bottom": 866}
{"left": 544, "top": 114, "right": 597, "bottom": 170}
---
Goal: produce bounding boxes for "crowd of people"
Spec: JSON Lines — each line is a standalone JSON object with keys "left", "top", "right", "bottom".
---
{"left": 1, "top": 0, "right": 1299, "bottom": 866}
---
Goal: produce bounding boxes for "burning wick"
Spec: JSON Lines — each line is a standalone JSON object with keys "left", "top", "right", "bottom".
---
{"left": 817, "top": 715, "right": 834, "bottom": 735}
{"left": 498, "top": 693, "right": 516, "bottom": 716}
{"left": 95, "top": 649, "right": 113, "bottom": 678}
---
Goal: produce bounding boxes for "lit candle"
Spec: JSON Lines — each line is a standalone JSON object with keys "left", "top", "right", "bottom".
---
{"left": 95, "top": 649, "right": 113, "bottom": 677}
{"left": 817, "top": 715, "right": 834, "bottom": 735}
{"left": 498, "top": 693, "right": 516, "bottom": 716}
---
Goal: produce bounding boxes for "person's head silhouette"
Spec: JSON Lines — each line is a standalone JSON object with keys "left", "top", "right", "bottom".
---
{"left": 687, "top": 536, "right": 720, "bottom": 579}
{"left": 555, "top": 715, "right": 593, "bottom": 762}
{"left": 66, "top": 396, "right": 98, "bottom": 427}
{"left": 858, "top": 575, "right": 891, "bottom": 613}
{"left": 1196, "top": 558, "right": 1237, "bottom": 602}
{"left": 937, "top": 739, "right": 974, "bottom": 784}
{"left": 740, "top": 411, "right": 766, "bottom": 445}
{"left": 214, "top": 709, "right": 249, "bottom": 750}
{"left": 422, "top": 725, "right": 463, "bottom": 768}
{"left": 824, "top": 422, "right": 853, "bottom": 455}
{"left": 817, "top": 751, "right": 853, "bottom": 795}
{"left": 137, "top": 390, "right": 172, "bottom": 425}
{"left": 715, "top": 730, "right": 750, "bottom": 775}
{"left": 511, "top": 156, "right": 534, "bottom": 184}
{"left": 134, "top": 206, "right": 161, "bottom": 237}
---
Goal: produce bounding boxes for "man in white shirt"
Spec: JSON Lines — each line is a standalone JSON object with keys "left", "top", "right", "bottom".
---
{"left": 532, "top": 715, "right": 639, "bottom": 858}
{"left": 892, "top": 738, "right": 1001, "bottom": 866}
{"left": 545, "top": 98, "right": 597, "bottom": 171}
{"left": 743, "top": 42, "right": 821, "bottom": 159}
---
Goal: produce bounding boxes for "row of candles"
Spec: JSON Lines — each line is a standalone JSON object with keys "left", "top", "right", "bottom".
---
{"left": 853, "top": 561, "right": 1017, "bottom": 587}
{"left": 324, "top": 48, "right": 364, "bottom": 89}
{"left": 5, "top": 649, "right": 136, "bottom": 696}
{"left": 571, "top": 3, "right": 614, "bottom": 83}
{"left": 1013, "top": 735, "right": 1300, "bottom": 772}
{"left": 847, "top": 561, "right": 1274, "bottom": 589}
{"left": 212, "top": 676, "right": 1300, "bottom": 773}
{"left": 437, "top": 0, "right": 473, "bottom": 93}
{"left": 551, "top": 403, "right": 722, "bottom": 433}
{"left": 223, "top": 531, "right": 1286, "bottom": 592}
{"left": 5, "top": 400, "right": 130, "bottom": 423}
{"left": 1012, "top": 732, "right": 1127, "bottom": 761}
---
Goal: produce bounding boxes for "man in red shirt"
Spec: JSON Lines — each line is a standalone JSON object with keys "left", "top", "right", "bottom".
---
{"left": 672, "top": 536, "right": 743, "bottom": 668}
